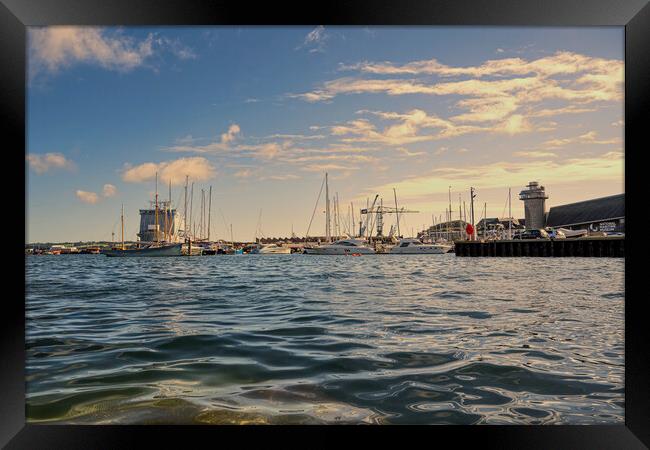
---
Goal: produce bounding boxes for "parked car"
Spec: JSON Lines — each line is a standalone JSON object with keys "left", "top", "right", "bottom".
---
{"left": 513, "top": 229, "right": 550, "bottom": 240}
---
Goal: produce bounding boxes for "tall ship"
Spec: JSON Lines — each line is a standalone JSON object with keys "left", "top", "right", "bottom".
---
{"left": 104, "top": 174, "right": 183, "bottom": 257}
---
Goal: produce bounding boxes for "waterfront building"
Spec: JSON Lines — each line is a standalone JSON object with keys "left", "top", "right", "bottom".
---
{"left": 420, "top": 220, "right": 469, "bottom": 241}
{"left": 545, "top": 194, "right": 624, "bottom": 232}
{"left": 519, "top": 181, "right": 548, "bottom": 230}
{"left": 475, "top": 218, "right": 525, "bottom": 237}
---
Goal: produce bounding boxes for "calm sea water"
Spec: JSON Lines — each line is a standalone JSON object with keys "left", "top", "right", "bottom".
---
{"left": 25, "top": 254, "right": 624, "bottom": 425}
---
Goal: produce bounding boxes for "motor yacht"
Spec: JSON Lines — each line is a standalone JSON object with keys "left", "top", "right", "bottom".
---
{"left": 304, "top": 239, "right": 375, "bottom": 255}
{"left": 389, "top": 238, "right": 452, "bottom": 254}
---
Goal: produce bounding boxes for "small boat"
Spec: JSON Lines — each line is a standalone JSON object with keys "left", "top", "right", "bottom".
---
{"left": 251, "top": 243, "right": 292, "bottom": 254}
{"left": 557, "top": 228, "right": 589, "bottom": 239}
{"left": 181, "top": 242, "right": 204, "bottom": 255}
{"left": 304, "top": 239, "right": 375, "bottom": 255}
{"left": 389, "top": 238, "right": 452, "bottom": 254}
{"left": 104, "top": 242, "right": 183, "bottom": 257}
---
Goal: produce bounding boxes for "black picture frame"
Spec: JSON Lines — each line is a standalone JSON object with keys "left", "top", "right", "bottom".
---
{"left": 3, "top": 0, "right": 648, "bottom": 447}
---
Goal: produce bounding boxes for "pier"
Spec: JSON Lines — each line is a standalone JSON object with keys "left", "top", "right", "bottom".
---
{"left": 454, "top": 237, "right": 624, "bottom": 257}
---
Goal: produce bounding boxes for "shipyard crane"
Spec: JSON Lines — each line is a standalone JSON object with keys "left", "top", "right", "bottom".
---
{"left": 360, "top": 200, "right": 419, "bottom": 238}
{"left": 358, "top": 194, "right": 379, "bottom": 238}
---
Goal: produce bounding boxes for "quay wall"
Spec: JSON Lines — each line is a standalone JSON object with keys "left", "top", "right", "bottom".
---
{"left": 455, "top": 237, "right": 624, "bottom": 257}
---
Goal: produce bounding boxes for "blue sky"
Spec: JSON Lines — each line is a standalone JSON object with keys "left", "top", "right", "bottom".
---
{"left": 27, "top": 26, "right": 624, "bottom": 242}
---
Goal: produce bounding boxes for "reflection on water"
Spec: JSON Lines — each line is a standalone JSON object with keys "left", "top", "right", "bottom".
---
{"left": 26, "top": 254, "right": 624, "bottom": 424}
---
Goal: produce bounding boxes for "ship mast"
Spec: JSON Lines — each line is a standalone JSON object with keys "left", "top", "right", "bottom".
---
{"left": 508, "top": 187, "right": 512, "bottom": 239}
{"left": 200, "top": 188, "right": 204, "bottom": 241}
{"left": 168, "top": 179, "right": 172, "bottom": 242}
{"left": 325, "top": 172, "right": 330, "bottom": 242}
{"left": 393, "top": 188, "right": 400, "bottom": 238}
{"left": 208, "top": 185, "right": 212, "bottom": 242}
{"left": 121, "top": 203, "right": 125, "bottom": 250}
{"left": 155, "top": 172, "right": 159, "bottom": 243}
{"left": 184, "top": 176, "right": 188, "bottom": 240}
{"left": 189, "top": 182, "right": 194, "bottom": 240}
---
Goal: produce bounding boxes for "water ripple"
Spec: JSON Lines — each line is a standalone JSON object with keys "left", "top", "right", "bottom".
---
{"left": 25, "top": 254, "right": 624, "bottom": 424}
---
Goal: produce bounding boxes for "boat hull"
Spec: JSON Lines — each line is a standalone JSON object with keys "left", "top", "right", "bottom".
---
{"left": 258, "top": 247, "right": 292, "bottom": 254}
{"left": 304, "top": 247, "right": 375, "bottom": 255}
{"left": 390, "top": 245, "right": 452, "bottom": 254}
{"left": 103, "top": 243, "right": 183, "bottom": 257}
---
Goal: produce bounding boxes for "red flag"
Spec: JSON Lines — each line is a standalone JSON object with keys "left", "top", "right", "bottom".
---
{"left": 465, "top": 224, "right": 474, "bottom": 235}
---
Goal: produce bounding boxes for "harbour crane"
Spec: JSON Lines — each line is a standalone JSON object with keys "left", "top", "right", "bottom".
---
{"left": 360, "top": 199, "right": 419, "bottom": 238}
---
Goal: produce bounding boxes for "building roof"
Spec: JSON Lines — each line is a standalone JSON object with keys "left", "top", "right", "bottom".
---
{"left": 546, "top": 194, "right": 624, "bottom": 227}
{"left": 427, "top": 220, "right": 468, "bottom": 231}
{"left": 476, "top": 217, "right": 524, "bottom": 228}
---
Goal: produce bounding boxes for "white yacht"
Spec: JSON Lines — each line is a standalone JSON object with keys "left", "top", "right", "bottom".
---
{"left": 389, "top": 238, "right": 452, "bottom": 254}
{"left": 252, "top": 243, "right": 292, "bottom": 254}
{"left": 304, "top": 239, "right": 375, "bottom": 255}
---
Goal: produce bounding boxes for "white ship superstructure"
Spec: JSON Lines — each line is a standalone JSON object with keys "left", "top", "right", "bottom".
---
{"left": 138, "top": 200, "right": 182, "bottom": 243}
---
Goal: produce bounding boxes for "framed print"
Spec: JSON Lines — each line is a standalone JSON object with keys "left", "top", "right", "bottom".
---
{"left": 3, "top": 0, "right": 649, "bottom": 447}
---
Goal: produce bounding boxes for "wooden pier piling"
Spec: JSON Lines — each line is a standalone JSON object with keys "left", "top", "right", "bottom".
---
{"left": 454, "top": 237, "right": 624, "bottom": 257}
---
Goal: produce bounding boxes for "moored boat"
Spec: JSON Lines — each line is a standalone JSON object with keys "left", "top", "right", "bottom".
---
{"left": 252, "top": 243, "right": 292, "bottom": 254}
{"left": 104, "top": 242, "right": 183, "bottom": 257}
{"left": 304, "top": 238, "right": 375, "bottom": 255}
{"left": 389, "top": 238, "right": 452, "bottom": 254}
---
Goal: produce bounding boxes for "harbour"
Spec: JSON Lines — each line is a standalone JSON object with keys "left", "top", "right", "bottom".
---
{"left": 21, "top": 25, "right": 629, "bottom": 432}
{"left": 26, "top": 176, "right": 625, "bottom": 258}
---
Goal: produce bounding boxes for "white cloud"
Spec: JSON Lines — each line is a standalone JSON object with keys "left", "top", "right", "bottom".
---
{"left": 297, "top": 26, "right": 328, "bottom": 53}
{"left": 122, "top": 157, "right": 216, "bottom": 184}
{"left": 254, "top": 142, "right": 282, "bottom": 159}
{"left": 164, "top": 124, "right": 242, "bottom": 154}
{"left": 76, "top": 190, "right": 100, "bottom": 204}
{"left": 292, "top": 51, "right": 623, "bottom": 132}
{"left": 301, "top": 164, "right": 359, "bottom": 172}
{"left": 29, "top": 27, "right": 196, "bottom": 76}
{"left": 102, "top": 183, "right": 117, "bottom": 197}
{"left": 330, "top": 109, "right": 486, "bottom": 145}
{"left": 27, "top": 152, "right": 75, "bottom": 173}
{"left": 542, "top": 131, "right": 620, "bottom": 149}
{"left": 234, "top": 168, "right": 257, "bottom": 178}
{"left": 513, "top": 151, "right": 558, "bottom": 158}
{"left": 221, "top": 124, "right": 241, "bottom": 144}
{"left": 266, "top": 174, "right": 301, "bottom": 181}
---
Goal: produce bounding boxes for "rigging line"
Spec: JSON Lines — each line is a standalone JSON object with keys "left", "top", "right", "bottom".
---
{"left": 218, "top": 208, "right": 229, "bottom": 237}
{"left": 306, "top": 175, "right": 326, "bottom": 239}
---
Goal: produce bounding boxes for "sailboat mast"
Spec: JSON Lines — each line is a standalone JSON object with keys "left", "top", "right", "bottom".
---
{"left": 200, "top": 189, "right": 204, "bottom": 240}
{"left": 470, "top": 187, "right": 476, "bottom": 241}
{"left": 459, "top": 193, "right": 462, "bottom": 223}
{"left": 351, "top": 202, "right": 355, "bottom": 238}
{"left": 121, "top": 203, "right": 125, "bottom": 250}
{"left": 393, "top": 188, "right": 400, "bottom": 238}
{"left": 335, "top": 192, "right": 340, "bottom": 239}
{"left": 155, "top": 172, "right": 159, "bottom": 243}
{"left": 448, "top": 186, "right": 452, "bottom": 238}
{"left": 484, "top": 202, "right": 487, "bottom": 236}
{"left": 508, "top": 187, "right": 512, "bottom": 239}
{"left": 184, "top": 176, "right": 188, "bottom": 239}
{"left": 208, "top": 186, "right": 212, "bottom": 242}
{"left": 325, "top": 173, "right": 331, "bottom": 242}
{"left": 168, "top": 179, "right": 172, "bottom": 241}
{"left": 189, "top": 182, "right": 194, "bottom": 239}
